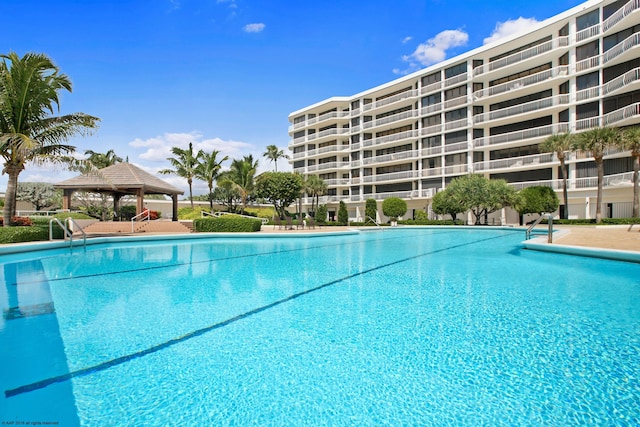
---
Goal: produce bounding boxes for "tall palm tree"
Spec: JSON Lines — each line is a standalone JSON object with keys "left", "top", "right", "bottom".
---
{"left": 222, "top": 156, "right": 258, "bottom": 214}
{"left": 305, "top": 174, "right": 327, "bottom": 216}
{"left": 0, "top": 52, "right": 100, "bottom": 226}
{"left": 572, "top": 127, "right": 620, "bottom": 223}
{"left": 621, "top": 126, "right": 640, "bottom": 217}
{"left": 263, "top": 145, "right": 289, "bottom": 172}
{"left": 195, "top": 150, "right": 228, "bottom": 211}
{"left": 159, "top": 142, "right": 201, "bottom": 209}
{"left": 540, "top": 132, "right": 573, "bottom": 219}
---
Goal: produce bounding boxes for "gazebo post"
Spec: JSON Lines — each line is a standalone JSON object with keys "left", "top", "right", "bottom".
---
{"left": 172, "top": 194, "right": 179, "bottom": 221}
{"left": 113, "top": 194, "right": 121, "bottom": 221}
{"left": 136, "top": 188, "right": 145, "bottom": 215}
{"left": 62, "top": 189, "right": 73, "bottom": 211}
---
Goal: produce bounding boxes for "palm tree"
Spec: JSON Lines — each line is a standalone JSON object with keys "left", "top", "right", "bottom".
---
{"left": 222, "top": 155, "right": 258, "bottom": 214}
{"left": 195, "top": 150, "right": 228, "bottom": 211}
{"left": 540, "top": 132, "right": 573, "bottom": 219}
{"left": 263, "top": 145, "right": 289, "bottom": 172}
{"left": 572, "top": 127, "right": 620, "bottom": 223}
{"left": 159, "top": 142, "right": 201, "bottom": 209}
{"left": 305, "top": 175, "right": 327, "bottom": 216}
{"left": 621, "top": 126, "right": 640, "bottom": 217}
{"left": 0, "top": 52, "right": 100, "bottom": 226}
{"left": 85, "top": 149, "right": 123, "bottom": 169}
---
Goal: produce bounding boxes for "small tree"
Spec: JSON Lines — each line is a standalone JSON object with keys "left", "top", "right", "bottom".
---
{"left": 515, "top": 186, "right": 559, "bottom": 225}
{"left": 316, "top": 204, "right": 328, "bottom": 224}
{"left": 446, "top": 174, "right": 517, "bottom": 225}
{"left": 255, "top": 172, "right": 304, "bottom": 219}
{"left": 16, "top": 182, "right": 59, "bottom": 211}
{"left": 431, "top": 189, "right": 465, "bottom": 222}
{"left": 382, "top": 197, "right": 407, "bottom": 225}
{"left": 365, "top": 198, "right": 377, "bottom": 224}
{"left": 337, "top": 201, "right": 349, "bottom": 225}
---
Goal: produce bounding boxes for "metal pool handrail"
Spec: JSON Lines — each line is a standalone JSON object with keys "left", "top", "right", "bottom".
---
{"left": 526, "top": 214, "right": 553, "bottom": 243}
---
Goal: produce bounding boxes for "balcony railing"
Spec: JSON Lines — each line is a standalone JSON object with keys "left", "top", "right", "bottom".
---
{"left": 473, "top": 153, "right": 554, "bottom": 172}
{"left": 575, "top": 55, "right": 600, "bottom": 72}
{"left": 509, "top": 172, "right": 634, "bottom": 191}
{"left": 444, "top": 96, "right": 467, "bottom": 110}
{"left": 421, "top": 103, "right": 442, "bottom": 115}
{"left": 473, "top": 37, "right": 569, "bottom": 77}
{"left": 576, "top": 24, "right": 600, "bottom": 42}
{"left": 372, "top": 89, "right": 418, "bottom": 110}
{"left": 473, "top": 95, "right": 569, "bottom": 124}
{"left": 362, "top": 150, "right": 419, "bottom": 165}
{"left": 421, "top": 81, "right": 442, "bottom": 94}
{"left": 443, "top": 164, "right": 468, "bottom": 175}
{"left": 444, "top": 118, "right": 468, "bottom": 131}
{"left": 576, "top": 86, "right": 600, "bottom": 102}
{"left": 374, "top": 109, "right": 420, "bottom": 127}
{"left": 421, "top": 146, "right": 443, "bottom": 157}
{"left": 306, "top": 161, "right": 350, "bottom": 172}
{"left": 603, "top": 0, "right": 640, "bottom": 33}
{"left": 473, "top": 123, "right": 570, "bottom": 147}
{"left": 603, "top": 32, "right": 640, "bottom": 64}
{"left": 444, "top": 73, "right": 468, "bottom": 87}
{"left": 444, "top": 141, "right": 468, "bottom": 153}
{"left": 422, "top": 167, "right": 442, "bottom": 176}
{"left": 420, "top": 124, "right": 442, "bottom": 136}
{"left": 362, "top": 170, "right": 420, "bottom": 184}
{"left": 603, "top": 68, "right": 640, "bottom": 96}
{"left": 603, "top": 102, "right": 640, "bottom": 126}
{"left": 473, "top": 66, "right": 569, "bottom": 100}
{"left": 362, "top": 130, "right": 419, "bottom": 148}
{"left": 304, "top": 145, "right": 346, "bottom": 157}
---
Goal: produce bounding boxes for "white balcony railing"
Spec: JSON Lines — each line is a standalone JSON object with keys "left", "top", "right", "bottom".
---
{"left": 603, "top": 68, "right": 640, "bottom": 96}
{"left": 420, "top": 124, "right": 442, "bottom": 136}
{"left": 508, "top": 172, "right": 634, "bottom": 191}
{"left": 603, "top": 32, "right": 640, "bottom": 64}
{"left": 473, "top": 153, "right": 554, "bottom": 172}
{"left": 473, "top": 37, "right": 569, "bottom": 77}
{"left": 444, "top": 96, "right": 467, "bottom": 110}
{"left": 374, "top": 109, "right": 420, "bottom": 127}
{"left": 443, "top": 164, "right": 468, "bottom": 175}
{"left": 421, "top": 146, "right": 443, "bottom": 157}
{"left": 473, "top": 66, "right": 569, "bottom": 100}
{"left": 421, "top": 103, "right": 442, "bottom": 115}
{"left": 362, "top": 150, "right": 419, "bottom": 166}
{"left": 603, "top": 0, "right": 640, "bottom": 32}
{"left": 421, "top": 81, "right": 442, "bottom": 94}
{"left": 444, "top": 118, "right": 468, "bottom": 131}
{"left": 372, "top": 89, "right": 418, "bottom": 109}
{"left": 422, "top": 167, "right": 442, "bottom": 176}
{"left": 362, "top": 170, "right": 420, "bottom": 184}
{"left": 444, "top": 73, "right": 468, "bottom": 87}
{"left": 576, "top": 86, "right": 600, "bottom": 102}
{"left": 575, "top": 55, "right": 600, "bottom": 72}
{"left": 474, "top": 95, "right": 569, "bottom": 124}
{"left": 444, "top": 141, "right": 468, "bottom": 153}
{"left": 473, "top": 123, "right": 570, "bottom": 147}
{"left": 576, "top": 24, "right": 600, "bottom": 42}
{"left": 361, "top": 130, "right": 419, "bottom": 148}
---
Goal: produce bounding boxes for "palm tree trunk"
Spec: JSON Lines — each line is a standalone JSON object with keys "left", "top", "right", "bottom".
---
{"left": 596, "top": 157, "right": 604, "bottom": 224}
{"left": 2, "top": 165, "right": 22, "bottom": 226}
{"left": 188, "top": 179, "right": 194, "bottom": 209}
{"left": 208, "top": 182, "right": 214, "bottom": 212}
{"left": 633, "top": 154, "right": 639, "bottom": 218}
{"left": 560, "top": 158, "right": 569, "bottom": 220}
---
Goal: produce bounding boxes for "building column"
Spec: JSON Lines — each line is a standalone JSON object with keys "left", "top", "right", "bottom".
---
{"left": 62, "top": 189, "right": 73, "bottom": 211}
{"left": 136, "top": 189, "right": 145, "bottom": 215}
{"left": 172, "top": 194, "right": 179, "bottom": 221}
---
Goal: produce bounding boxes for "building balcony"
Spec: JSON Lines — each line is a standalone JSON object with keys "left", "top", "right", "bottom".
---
{"left": 443, "top": 164, "right": 468, "bottom": 175}
{"left": 473, "top": 123, "right": 570, "bottom": 148}
{"left": 360, "top": 89, "right": 419, "bottom": 114}
{"left": 421, "top": 81, "right": 442, "bottom": 95}
{"left": 444, "top": 118, "right": 468, "bottom": 131}
{"left": 602, "top": 0, "right": 640, "bottom": 34}
{"left": 421, "top": 166, "right": 442, "bottom": 177}
{"left": 304, "top": 144, "right": 349, "bottom": 158}
{"left": 508, "top": 171, "right": 634, "bottom": 191}
{"left": 362, "top": 170, "right": 420, "bottom": 184}
{"left": 576, "top": 86, "right": 600, "bottom": 102}
{"left": 348, "top": 189, "right": 435, "bottom": 203}
{"left": 473, "top": 66, "right": 569, "bottom": 102}
{"left": 443, "top": 73, "right": 468, "bottom": 88}
{"left": 420, "top": 124, "right": 443, "bottom": 137}
{"left": 323, "top": 178, "right": 352, "bottom": 187}
{"left": 472, "top": 152, "right": 554, "bottom": 173}
{"left": 603, "top": 67, "right": 640, "bottom": 97}
{"left": 287, "top": 110, "right": 349, "bottom": 132}
{"left": 444, "top": 141, "right": 469, "bottom": 153}
{"left": 421, "top": 103, "right": 442, "bottom": 115}
{"left": 603, "top": 32, "right": 640, "bottom": 68}
{"left": 576, "top": 24, "right": 600, "bottom": 43}
{"left": 421, "top": 146, "right": 443, "bottom": 157}
{"left": 473, "top": 37, "right": 569, "bottom": 79}
{"left": 473, "top": 94, "right": 570, "bottom": 126}
{"left": 362, "top": 150, "right": 419, "bottom": 166}
{"left": 306, "top": 127, "right": 350, "bottom": 144}
{"left": 575, "top": 55, "right": 600, "bottom": 73}
{"left": 576, "top": 102, "right": 640, "bottom": 130}
{"left": 370, "top": 109, "right": 420, "bottom": 131}
{"left": 361, "top": 130, "right": 419, "bottom": 149}
{"left": 306, "top": 161, "right": 350, "bottom": 172}
{"left": 443, "top": 96, "right": 467, "bottom": 111}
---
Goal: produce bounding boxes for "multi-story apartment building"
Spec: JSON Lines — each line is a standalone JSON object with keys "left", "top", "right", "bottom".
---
{"left": 288, "top": 0, "right": 639, "bottom": 223}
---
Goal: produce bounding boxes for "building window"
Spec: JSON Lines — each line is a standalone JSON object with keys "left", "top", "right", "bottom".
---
{"left": 421, "top": 93, "right": 441, "bottom": 107}
{"left": 577, "top": 72, "right": 599, "bottom": 90}
{"left": 576, "top": 9, "right": 599, "bottom": 31}
{"left": 576, "top": 40, "right": 599, "bottom": 61}
{"left": 445, "top": 62, "right": 467, "bottom": 79}
{"left": 445, "top": 108, "right": 467, "bottom": 122}
{"left": 422, "top": 115, "right": 441, "bottom": 127}
{"left": 421, "top": 72, "right": 441, "bottom": 86}
{"left": 444, "top": 85, "right": 467, "bottom": 100}
{"left": 445, "top": 130, "right": 467, "bottom": 144}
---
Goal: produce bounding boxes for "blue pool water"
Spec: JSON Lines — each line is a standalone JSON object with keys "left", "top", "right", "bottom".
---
{"left": 1, "top": 228, "right": 639, "bottom": 426}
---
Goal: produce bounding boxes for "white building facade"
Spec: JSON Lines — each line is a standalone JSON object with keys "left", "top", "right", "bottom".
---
{"left": 288, "top": 0, "right": 639, "bottom": 223}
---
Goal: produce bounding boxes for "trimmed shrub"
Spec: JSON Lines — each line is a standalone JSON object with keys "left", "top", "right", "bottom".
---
{"left": 0, "top": 216, "right": 32, "bottom": 226}
{"left": 541, "top": 217, "right": 640, "bottom": 225}
{"left": 365, "top": 199, "right": 377, "bottom": 222}
{"left": 0, "top": 226, "right": 50, "bottom": 244}
{"left": 382, "top": 197, "right": 407, "bottom": 220}
{"left": 399, "top": 219, "right": 463, "bottom": 226}
{"left": 316, "top": 204, "right": 328, "bottom": 224}
{"left": 193, "top": 216, "right": 262, "bottom": 232}
{"left": 337, "top": 201, "right": 348, "bottom": 225}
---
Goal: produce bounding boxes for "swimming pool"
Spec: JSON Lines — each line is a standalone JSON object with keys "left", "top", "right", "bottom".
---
{"left": 1, "top": 228, "right": 639, "bottom": 426}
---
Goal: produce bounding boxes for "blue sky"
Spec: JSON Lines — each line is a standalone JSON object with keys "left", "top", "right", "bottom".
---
{"left": 3, "top": 0, "right": 585, "bottom": 194}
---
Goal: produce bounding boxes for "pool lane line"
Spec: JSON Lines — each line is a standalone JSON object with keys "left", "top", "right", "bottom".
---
{"left": 10, "top": 228, "right": 510, "bottom": 287}
{"left": 4, "top": 232, "right": 513, "bottom": 399}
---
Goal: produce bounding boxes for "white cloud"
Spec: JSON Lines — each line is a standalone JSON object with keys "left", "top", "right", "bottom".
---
{"left": 129, "top": 131, "right": 254, "bottom": 163}
{"left": 243, "top": 23, "right": 265, "bottom": 33}
{"left": 394, "top": 29, "right": 468, "bottom": 75}
{"left": 402, "top": 36, "right": 413, "bottom": 44}
{"left": 483, "top": 17, "right": 540, "bottom": 45}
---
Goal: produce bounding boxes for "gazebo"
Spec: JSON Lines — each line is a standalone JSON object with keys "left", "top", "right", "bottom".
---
{"left": 54, "top": 162, "right": 184, "bottom": 221}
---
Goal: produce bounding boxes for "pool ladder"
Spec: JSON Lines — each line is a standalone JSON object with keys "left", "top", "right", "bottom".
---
{"left": 525, "top": 214, "right": 553, "bottom": 243}
{"left": 49, "top": 217, "right": 87, "bottom": 248}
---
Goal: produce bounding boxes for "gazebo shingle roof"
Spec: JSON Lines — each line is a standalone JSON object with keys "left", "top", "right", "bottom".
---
{"left": 54, "top": 162, "right": 184, "bottom": 195}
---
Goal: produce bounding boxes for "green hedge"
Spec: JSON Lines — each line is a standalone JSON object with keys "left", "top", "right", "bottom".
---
{"left": 399, "top": 219, "right": 465, "bottom": 226}
{"left": 0, "top": 226, "right": 50, "bottom": 244}
{"left": 193, "top": 217, "right": 262, "bottom": 232}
